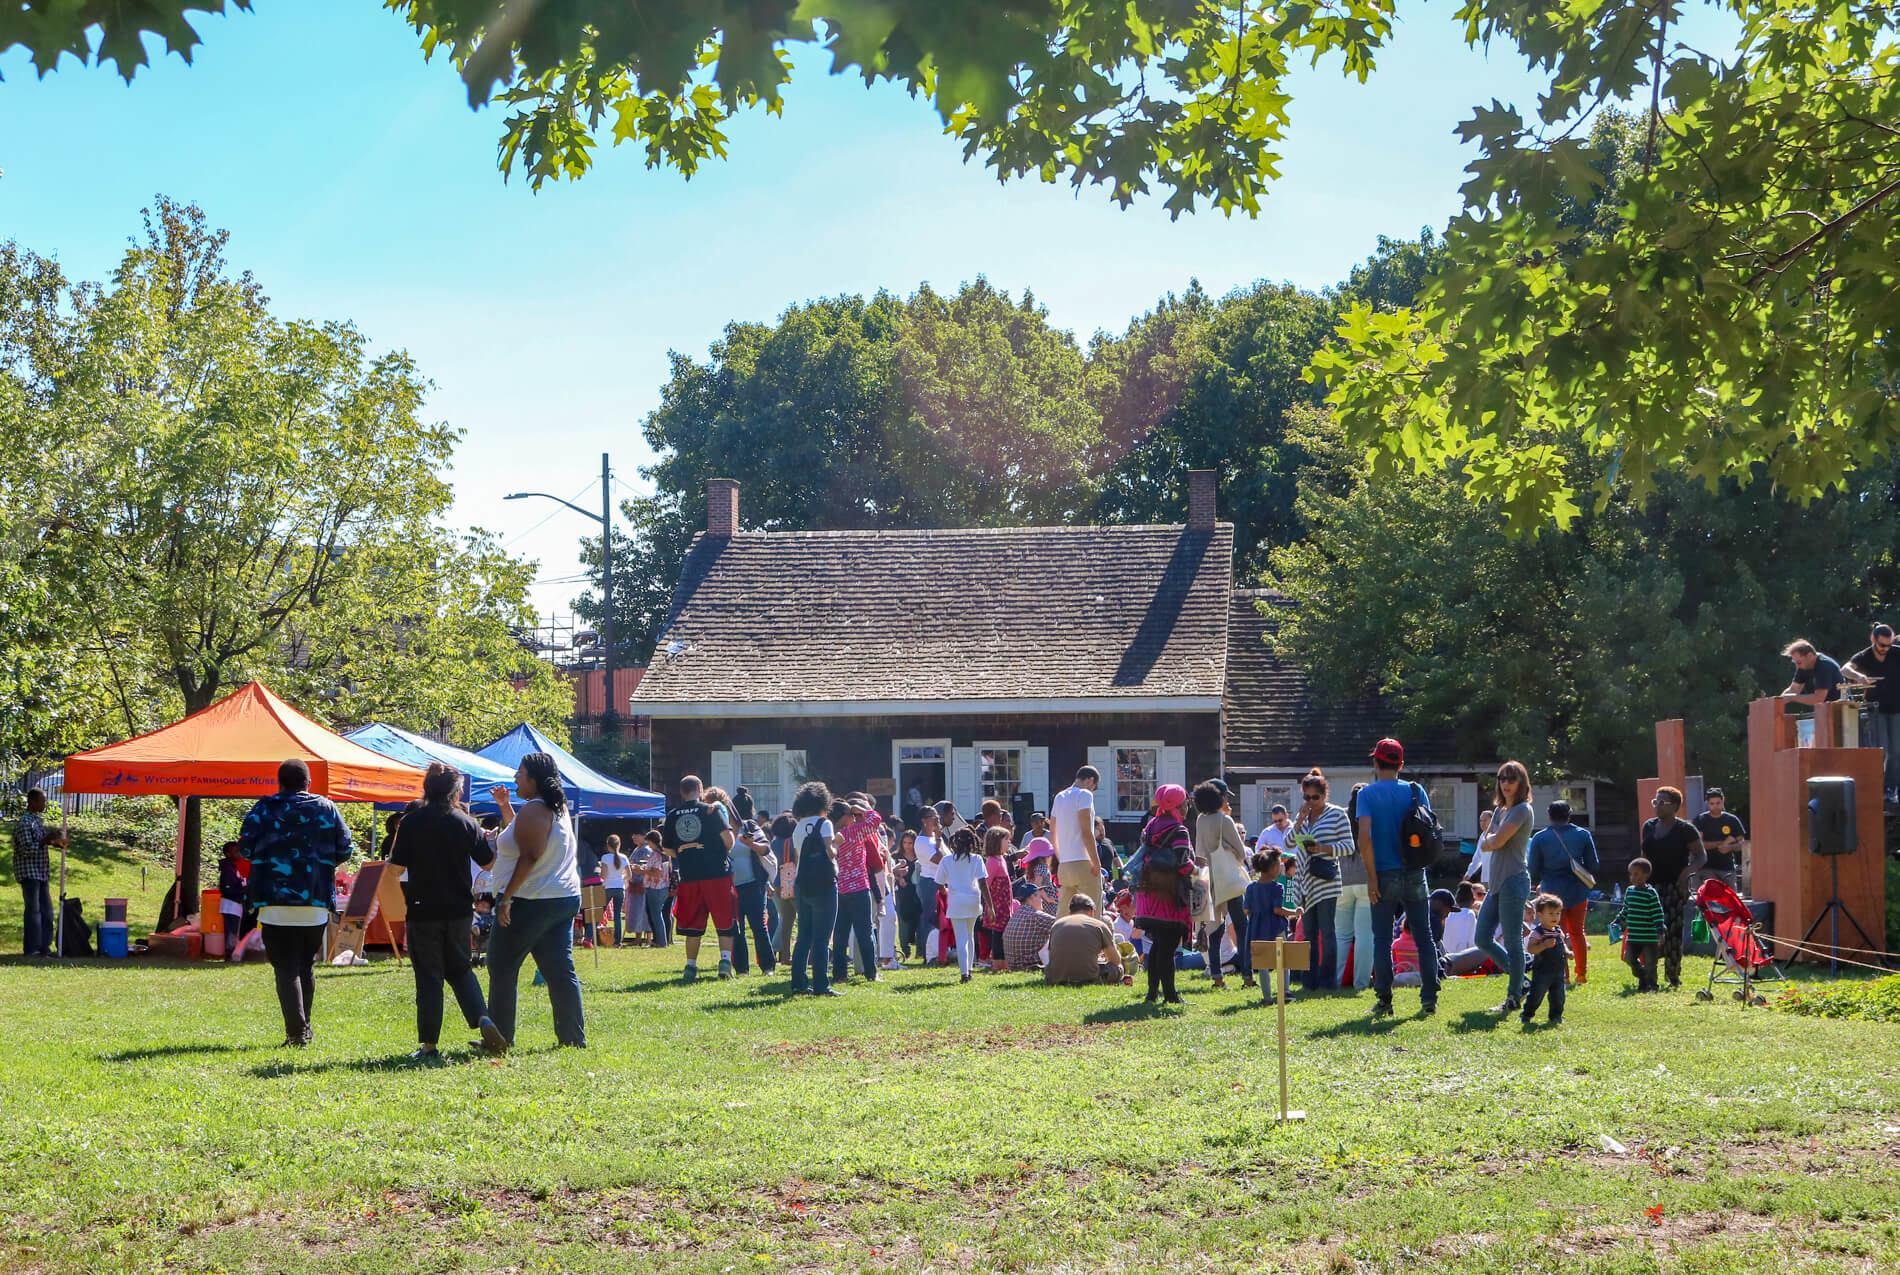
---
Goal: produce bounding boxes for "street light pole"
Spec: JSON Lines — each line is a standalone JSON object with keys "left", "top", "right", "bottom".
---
{"left": 504, "top": 451, "right": 620, "bottom": 736}
{"left": 599, "top": 452, "right": 618, "bottom": 736}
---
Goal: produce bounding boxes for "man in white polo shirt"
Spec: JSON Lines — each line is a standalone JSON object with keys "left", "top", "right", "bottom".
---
{"left": 1050, "top": 765, "right": 1103, "bottom": 914}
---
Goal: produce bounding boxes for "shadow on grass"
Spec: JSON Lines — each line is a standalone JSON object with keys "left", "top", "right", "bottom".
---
{"left": 99, "top": 1042, "right": 261, "bottom": 1063}
{"left": 598, "top": 975, "right": 695, "bottom": 995}
{"left": 1446, "top": 1010, "right": 1505, "bottom": 1035}
{"left": 1303, "top": 1012, "right": 1402, "bottom": 1039}
{"left": 248, "top": 1046, "right": 555, "bottom": 1078}
{"left": 1081, "top": 1000, "right": 1183, "bottom": 1024}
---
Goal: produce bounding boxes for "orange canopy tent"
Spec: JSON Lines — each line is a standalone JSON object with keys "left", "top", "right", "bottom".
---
{"left": 65, "top": 681, "right": 425, "bottom": 802}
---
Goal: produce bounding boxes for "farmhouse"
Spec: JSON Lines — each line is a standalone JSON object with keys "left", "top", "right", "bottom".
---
{"left": 631, "top": 473, "right": 1618, "bottom": 854}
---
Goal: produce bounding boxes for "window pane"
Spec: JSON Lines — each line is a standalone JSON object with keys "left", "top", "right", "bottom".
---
{"left": 980, "top": 747, "right": 1023, "bottom": 803}
{"left": 737, "top": 751, "right": 780, "bottom": 822}
{"left": 1115, "top": 747, "right": 1159, "bottom": 816}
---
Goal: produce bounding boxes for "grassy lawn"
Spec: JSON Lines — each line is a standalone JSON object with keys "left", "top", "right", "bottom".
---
{"left": 1, "top": 812, "right": 1897, "bottom": 1273}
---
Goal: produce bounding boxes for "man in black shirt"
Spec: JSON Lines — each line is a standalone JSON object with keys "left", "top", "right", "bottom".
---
{"left": 1692, "top": 788, "right": 1748, "bottom": 888}
{"left": 1780, "top": 638, "right": 1864, "bottom": 705}
{"left": 660, "top": 774, "right": 737, "bottom": 981}
{"left": 388, "top": 762, "right": 506, "bottom": 1061}
{"left": 1639, "top": 786, "right": 1706, "bottom": 991}
{"left": 1845, "top": 623, "right": 1900, "bottom": 804}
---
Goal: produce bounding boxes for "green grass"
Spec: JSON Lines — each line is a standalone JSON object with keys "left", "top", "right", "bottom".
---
{"left": 1, "top": 812, "right": 1898, "bottom": 1273}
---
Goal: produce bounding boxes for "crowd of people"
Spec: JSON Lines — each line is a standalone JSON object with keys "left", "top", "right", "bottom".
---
{"left": 52, "top": 724, "right": 1766, "bottom": 1054}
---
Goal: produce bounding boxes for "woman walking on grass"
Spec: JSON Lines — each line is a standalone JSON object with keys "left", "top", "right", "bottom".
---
{"left": 1133, "top": 783, "right": 1195, "bottom": 1005}
{"left": 1473, "top": 760, "right": 1535, "bottom": 1015}
{"left": 389, "top": 762, "right": 507, "bottom": 1061}
{"left": 485, "top": 752, "right": 586, "bottom": 1049}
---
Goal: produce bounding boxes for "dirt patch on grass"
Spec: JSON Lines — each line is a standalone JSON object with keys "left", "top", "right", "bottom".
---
{"left": 766, "top": 1020, "right": 1128, "bottom": 1062}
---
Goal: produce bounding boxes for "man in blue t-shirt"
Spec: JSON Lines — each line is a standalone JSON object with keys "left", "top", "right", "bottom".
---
{"left": 1354, "top": 737, "right": 1440, "bottom": 1017}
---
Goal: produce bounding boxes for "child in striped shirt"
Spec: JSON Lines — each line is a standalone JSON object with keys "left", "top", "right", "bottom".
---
{"left": 1617, "top": 858, "right": 1665, "bottom": 992}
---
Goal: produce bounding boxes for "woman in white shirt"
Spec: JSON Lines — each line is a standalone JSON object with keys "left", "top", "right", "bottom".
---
{"left": 486, "top": 752, "right": 586, "bottom": 1049}
{"left": 938, "top": 827, "right": 988, "bottom": 982}
{"left": 599, "top": 834, "right": 631, "bottom": 948}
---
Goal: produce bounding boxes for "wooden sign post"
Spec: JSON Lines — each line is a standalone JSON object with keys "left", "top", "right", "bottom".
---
{"left": 1252, "top": 937, "right": 1311, "bottom": 1123}
{"left": 581, "top": 884, "right": 608, "bottom": 968}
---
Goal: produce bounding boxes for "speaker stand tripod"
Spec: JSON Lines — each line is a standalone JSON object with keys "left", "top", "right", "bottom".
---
{"left": 1800, "top": 853, "right": 1878, "bottom": 976}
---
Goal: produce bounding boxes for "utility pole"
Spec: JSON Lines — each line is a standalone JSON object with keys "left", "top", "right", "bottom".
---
{"left": 599, "top": 451, "right": 619, "bottom": 736}
{"left": 505, "top": 452, "right": 621, "bottom": 736}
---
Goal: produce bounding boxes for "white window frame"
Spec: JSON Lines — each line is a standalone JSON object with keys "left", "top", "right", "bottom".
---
{"left": 733, "top": 745, "right": 787, "bottom": 821}
{"left": 1108, "top": 739, "right": 1165, "bottom": 819}
{"left": 973, "top": 739, "right": 1030, "bottom": 805}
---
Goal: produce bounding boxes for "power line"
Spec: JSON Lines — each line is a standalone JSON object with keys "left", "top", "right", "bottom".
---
{"left": 500, "top": 478, "right": 599, "bottom": 551}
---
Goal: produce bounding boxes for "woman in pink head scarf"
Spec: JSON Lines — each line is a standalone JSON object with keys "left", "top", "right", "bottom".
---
{"left": 1133, "top": 783, "right": 1195, "bottom": 1004}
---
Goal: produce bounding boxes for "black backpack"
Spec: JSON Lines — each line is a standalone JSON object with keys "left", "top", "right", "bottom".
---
{"left": 1399, "top": 782, "right": 1445, "bottom": 871}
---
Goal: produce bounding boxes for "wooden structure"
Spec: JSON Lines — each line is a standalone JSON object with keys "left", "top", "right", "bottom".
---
{"left": 330, "top": 862, "right": 406, "bottom": 963}
{"left": 1252, "top": 938, "right": 1311, "bottom": 1123}
{"left": 1746, "top": 698, "right": 1887, "bottom": 963}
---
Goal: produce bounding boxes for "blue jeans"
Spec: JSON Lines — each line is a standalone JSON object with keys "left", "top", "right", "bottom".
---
{"left": 1474, "top": 871, "right": 1531, "bottom": 1002}
{"left": 1865, "top": 710, "right": 1900, "bottom": 794}
{"left": 644, "top": 887, "right": 672, "bottom": 947}
{"left": 734, "top": 879, "right": 776, "bottom": 973}
{"left": 1303, "top": 896, "right": 1338, "bottom": 990}
{"left": 486, "top": 895, "right": 586, "bottom": 1047}
{"left": 791, "top": 889, "right": 838, "bottom": 992}
{"left": 1371, "top": 868, "right": 1440, "bottom": 1005}
{"left": 19, "top": 879, "right": 52, "bottom": 955}
{"left": 832, "top": 889, "right": 876, "bottom": 981}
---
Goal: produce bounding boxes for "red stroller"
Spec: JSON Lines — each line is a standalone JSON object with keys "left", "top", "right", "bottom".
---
{"left": 1693, "top": 878, "right": 1785, "bottom": 1006}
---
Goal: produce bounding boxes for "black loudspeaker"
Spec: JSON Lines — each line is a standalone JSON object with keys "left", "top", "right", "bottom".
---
{"left": 1011, "top": 791, "right": 1038, "bottom": 831}
{"left": 1807, "top": 776, "right": 1858, "bottom": 856}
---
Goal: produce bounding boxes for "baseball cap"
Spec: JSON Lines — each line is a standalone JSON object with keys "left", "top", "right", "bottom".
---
{"left": 1370, "top": 737, "right": 1405, "bottom": 765}
{"left": 1269, "top": 803, "right": 1287, "bottom": 815}
{"left": 1429, "top": 888, "right": 1456, "bottom": 908}
{"left": 1012, "top": 880, "right": 1041, "bottom": 902}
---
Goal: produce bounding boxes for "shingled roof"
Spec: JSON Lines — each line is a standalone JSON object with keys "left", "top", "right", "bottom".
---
{"left": 1224, "top": 589, "right": 1455, "bottom": 769}
{"left": 632, "top": 523, "right": 1234, "bottom": 709}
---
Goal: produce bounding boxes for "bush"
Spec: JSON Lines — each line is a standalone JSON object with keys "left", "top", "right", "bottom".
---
{"left": 1773, "top": 974, "right": 1900, "bottom": 1023}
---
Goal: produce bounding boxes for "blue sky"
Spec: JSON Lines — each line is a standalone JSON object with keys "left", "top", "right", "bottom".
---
{"left": 0, "top": 4, "right": 1735, "bottom": 616}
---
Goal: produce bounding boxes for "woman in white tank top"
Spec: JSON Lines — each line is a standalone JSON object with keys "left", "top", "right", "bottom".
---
{"left": 484, "top": 752, "right": 587, "bottom": 1049}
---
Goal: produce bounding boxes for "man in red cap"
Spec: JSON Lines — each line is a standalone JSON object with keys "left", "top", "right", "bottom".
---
{"left": 1353, "top": 737, "right": 1440, "bottom": 1017}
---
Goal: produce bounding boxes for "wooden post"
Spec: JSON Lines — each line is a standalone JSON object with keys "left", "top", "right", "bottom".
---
{"left": 1253, "top": 937, "right": 1311, "bottom": 1122}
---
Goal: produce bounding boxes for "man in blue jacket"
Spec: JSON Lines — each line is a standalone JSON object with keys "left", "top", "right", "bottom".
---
{"left": 1526, "top": 799, "right": 1598, "bottom": 987}
{"left": 1354, "top": 738, "right": 1440, "bottom": 1018}
{"left": 242, "top": 759, "right": 353, "bottom": 1046}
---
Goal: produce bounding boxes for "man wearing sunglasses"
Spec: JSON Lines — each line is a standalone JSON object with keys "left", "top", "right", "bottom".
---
{"left": 1846, "top": 623, "right": 1900, "bottom": 806}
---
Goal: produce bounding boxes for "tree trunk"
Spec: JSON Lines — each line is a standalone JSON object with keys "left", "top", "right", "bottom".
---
{"left": 155, "top": 676, "right": 220, "bottom": 930}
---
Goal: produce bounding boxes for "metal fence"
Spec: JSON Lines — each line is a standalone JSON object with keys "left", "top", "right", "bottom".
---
{"left": 5, "top": 767, "right": 116, "bottom": 816}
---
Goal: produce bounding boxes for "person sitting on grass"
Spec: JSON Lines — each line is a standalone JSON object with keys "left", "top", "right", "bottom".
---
{"left": 1521, "top": 894, "right": 1569, "bottom": 1026}
{"left": 1044, "top": 893, "right": 1126, "bottom": 985}
{"left": 1615, "top": 858, "right": 1665, "bottom": 992}
{"left": 1243, "top": 852, "right": 1302, "bottom": 1004}
{"left": 1001, "top": 879, "right": 1057, "bottom": 972}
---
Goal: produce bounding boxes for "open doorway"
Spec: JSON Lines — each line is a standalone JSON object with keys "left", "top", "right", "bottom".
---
{"left": 893, "top": 739, "right": 950, "bottom": 828}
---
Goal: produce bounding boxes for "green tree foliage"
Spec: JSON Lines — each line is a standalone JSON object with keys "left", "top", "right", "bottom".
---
{"left": 1268, "top": 407, "right": 1900, "bottom": 788}
{"left": 1091, "top": 282, "right": 1341, "bottom": 573}
{"left": 0, "top": 199, "right": 571, "bottom": 896}
{"left": 577, "top": 280, "right": 1102, "bottom": 659}
{"left": 22, "top": 0, "right": 1897, "bottom": 522}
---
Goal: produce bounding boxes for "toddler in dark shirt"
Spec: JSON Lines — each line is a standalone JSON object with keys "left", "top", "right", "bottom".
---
{"left": 1521, "top": 893, "right": 1569, "bottom": 1025}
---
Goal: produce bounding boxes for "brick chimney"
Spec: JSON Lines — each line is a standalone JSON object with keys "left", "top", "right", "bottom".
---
{"left": 1187, "top": 469, "right": 1217, "bottom": 530}
{"left": 707, "top": 478, "right": 739, "bottom": 537}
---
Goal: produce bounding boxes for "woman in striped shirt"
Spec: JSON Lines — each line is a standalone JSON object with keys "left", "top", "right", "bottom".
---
{"left": 1290, "top": 768, "right": 1350, "bottom": 991}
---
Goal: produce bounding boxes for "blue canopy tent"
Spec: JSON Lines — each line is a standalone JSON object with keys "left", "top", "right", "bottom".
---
{"left": 470, "top": 722, "right": 664, "bottom": 820}
{"left": 343, "top": 722, "right": 522, "bottom": 807}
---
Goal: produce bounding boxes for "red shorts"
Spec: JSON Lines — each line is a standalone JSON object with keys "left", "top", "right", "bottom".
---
{"left": 673, "top": 877, "right": 735, "bottom": 934}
